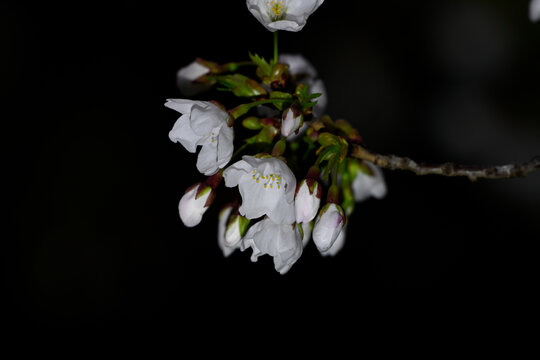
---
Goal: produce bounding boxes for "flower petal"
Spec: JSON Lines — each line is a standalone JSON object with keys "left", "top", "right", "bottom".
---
{"left": 168, "top": 114, "right": 201, "bottom": 153}
{"left": 164, "top": 98, "right": 197, "bottom": 114}
{"left": 196, "top": 141, "right": 219, "bottom": 176}
{"left": 218, "top": 206, "right": 237, "bottom": 258}
{"left": 217, "top": 125, "right": 234, "bottom": 169}
{"left": 190, "top": 103, "right": 226, "bottom": 137}
{"left": 223, "top": 159, "right": 253, "bottom": 188}
{"left": 531, "top": 0, "right": 540, "bottom": 22}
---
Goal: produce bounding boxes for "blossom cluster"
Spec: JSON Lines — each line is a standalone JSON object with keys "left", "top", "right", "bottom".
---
{"left": 165, "top": 1, "right": 384, "bottom": 274}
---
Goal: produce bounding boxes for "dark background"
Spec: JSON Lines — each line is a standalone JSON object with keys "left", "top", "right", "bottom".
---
{"left": 3, "top": 0, "right": 539, "bottom": 330}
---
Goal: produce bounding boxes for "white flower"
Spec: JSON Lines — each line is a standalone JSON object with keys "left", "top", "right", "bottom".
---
{"left": 281, "top": 106, "right": 302, "bottom": 137}
{"left": 294, "top": 179, "right": 321, "bottom": 224}
{"left": 352, "top": 161, "right": 387, "bottom": 202}
{"left": 531, "top": 0, "right": 540, "bottom": 22}
{"left": 166, "top": 99, "right": 234, "bottom": 176}
{"left": 312, "top": 203, "right": 346, "bottom": 253}
{"left": 217, "top": 206, "right": 238, "bottom": 257}
{"left": 179, "top": 183, "right": 213, "bottom": 227}
{"left": 246, "top": 0, "right": 325, "bottom": 32}
{"left": 223, "top": 156, "right": 296, "bottom": 224}
{"left": 320, "top": 225, "right": 346, "bottom": 257}
{"left": 241, "top": 218, "right": 303, "bottom": 274}
{"left": 176, "top": 61, "right": 211, "bottom": 96}
{"left": 279, "top": 54, "right": 327, "bottom": 118}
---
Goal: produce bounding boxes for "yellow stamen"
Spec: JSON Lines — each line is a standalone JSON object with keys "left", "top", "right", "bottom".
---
{"left": 269, "top": 0, "right": 284, "bottom": 17}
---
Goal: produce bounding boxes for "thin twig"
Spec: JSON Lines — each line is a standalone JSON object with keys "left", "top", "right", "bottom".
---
{"left": 351, "top": 144, "right": 540, "bottom": 181}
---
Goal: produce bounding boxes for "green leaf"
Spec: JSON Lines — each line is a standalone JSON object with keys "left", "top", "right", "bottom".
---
{"left": 249, "top": 52, "right": 272, "bottom": 77}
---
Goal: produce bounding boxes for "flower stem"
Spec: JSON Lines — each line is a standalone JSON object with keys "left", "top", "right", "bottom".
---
{"left": 273, "top": 31, "right": 279, "bottom": 64}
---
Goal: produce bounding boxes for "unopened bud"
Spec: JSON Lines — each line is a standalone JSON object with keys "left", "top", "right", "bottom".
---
{"left": 179, "top": 183, "right": 214, "bottom": 227}
{"left": 295, "top": 179, "right": 322, "bottom": 224}
{"left": 312, "top": 203, "right": 346, "bottom": 253}
{"left": 281, "top": 104, "right": 303, "bottom": 137}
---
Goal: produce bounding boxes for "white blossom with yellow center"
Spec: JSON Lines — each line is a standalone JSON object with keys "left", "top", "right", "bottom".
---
{"left": 223, "top": 156, "right": 296, "bottom": 224}
{"left": 246, "top": 0, "right": 325, "bottom": 32}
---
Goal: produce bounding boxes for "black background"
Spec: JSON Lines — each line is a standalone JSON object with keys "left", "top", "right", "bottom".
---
{"left": 3, "top": 0, "right": 540, "bottom": 330}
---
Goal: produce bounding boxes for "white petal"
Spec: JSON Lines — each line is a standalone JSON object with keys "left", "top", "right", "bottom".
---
{"left": 241, "top": 218, "right": 302, "bottom": 274}
{"left": 532, "top": 0, "right": 540, "bottom": 22}
{"left": 168, "top": 114, "right": 201, "bottom": 153}
{"left": 179, "top": 185, "right": 210, "bottom": 227}
{"left": 268, "top": 20, "right": 303, "bottom": 32}
{"left": 246, "top": 0, "right": 274, "bottom": 31}
{"left": 164, "top": 98, "right": 198, "bottom": 114}
{"left": 177, "top": 62, "right": 211, "bottom": 96}
{"left": 312, "top": 204, "right": 345, "bottom": 252}
{"left": 217, "top": 125, "right": 234, "bottom": 169}
{"left": 190, "top": 102, "right": 227, "bottom": 137}
{"left": 294, "top": 181, "right": 320, "bottom": 224}
{"left": 223, "top": 159, "right": 253, "bottom": 188}
{"left": 218, "top": 206, "right": 237, "bottom": 258}
{"left": 352, "top": 162, "right": 387, "bottom": 201}
{"left": 321, "top": 225, "right": 346, "bottom": 257}
{"left": 267, "top": 194, "right": 295, "bottom": 225}
{"left": 196, "top": 141, "right": 219, "bottom": 176}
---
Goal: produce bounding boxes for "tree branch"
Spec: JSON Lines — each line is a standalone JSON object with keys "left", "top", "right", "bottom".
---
{"left": 351, "top": 144, "right": 540, "bottom": 181}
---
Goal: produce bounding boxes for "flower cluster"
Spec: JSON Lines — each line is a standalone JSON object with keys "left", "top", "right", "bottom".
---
{"left": 166, "top": 0, "right": 387, "bottom": 274}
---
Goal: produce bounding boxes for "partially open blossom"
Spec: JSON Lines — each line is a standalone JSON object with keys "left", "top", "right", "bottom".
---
{"left": 281, "top": 105, "right": 303, "bottom": 137}
{"left": 177, "top": 61, "right": 211, "bottom": 96}
{"left": 531, "top": 0, "right": 540, "bottom": 22}
{"left": 279, "top": 54, "right": 327, "bottom": 118}
{"left": 179, "top": 183, "right": 214, "bottom": 227}
{"left": 351, "top": 161, "right": 387, "bottom": 202}
{"left": 241, "top": 218, "right": 303, "bottom": 274}
{"left": 223, "top": 155, "right": 296, "bottom": 224}
{"left": 217, "top": 206, "right": 238, "bottom": 257}
{"left": 246, "top": 0, "right": 325, "bottom": 32}
{"left": 295, "top": 179, "right": 322, "bottom": 224}
{"left": 312, "top": 203, "right": 346, "bottom": 253}
{"left": 320, "top": 225, "right": 346, "bottom": 257}
{"left": 166, "top": 99, "right": 234, "bottom": 176}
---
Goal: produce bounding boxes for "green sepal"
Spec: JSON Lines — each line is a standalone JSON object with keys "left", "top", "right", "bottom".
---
{"left": 216, "top": 74, "right": 267, "bottom": 97}
{"left": 242, "top": 116, "right": 262, "bottom": 130}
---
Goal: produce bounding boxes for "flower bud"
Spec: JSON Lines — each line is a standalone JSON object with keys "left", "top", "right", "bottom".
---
{"left": 225, "top": 213, "right": 250, "bottom": 247}
{"left": 295, "top": 179, "right": 322, "bottom": 224}
{"left": 177, "top": 61, "right": 211, "bottom": 96}
{"left": 320, "top": 225, "right": 347, "bottom": 257}
{"left": 281, "top": 104, "right": 303, "bottom": 137}
{"left": 350, "top": 160, "right": 387, "bottom": 202}
{"left": 312, "top": 203, "right": 346, "bottom": 253}
{"left": 178, "top": 183, "right": 214, "bottom": 227}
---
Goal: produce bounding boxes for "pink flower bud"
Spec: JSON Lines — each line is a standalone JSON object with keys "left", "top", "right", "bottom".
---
{"left": 294, "top": 179, "right": 322, "bottom": 224}
{"left": 178, "top": 183, "right": 213, "bottom": 227}
{"left": 312, "top": 203, "right": 346, "bottom": 253}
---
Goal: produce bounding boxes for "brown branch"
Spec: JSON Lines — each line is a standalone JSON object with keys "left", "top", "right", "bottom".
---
{"left": 351, "top": 144, "right": 540, "bottom": 181}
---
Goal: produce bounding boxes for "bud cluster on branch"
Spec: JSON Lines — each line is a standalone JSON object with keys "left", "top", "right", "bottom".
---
{"left": 166, "top": 0, "right": 540, "bottom": 274}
